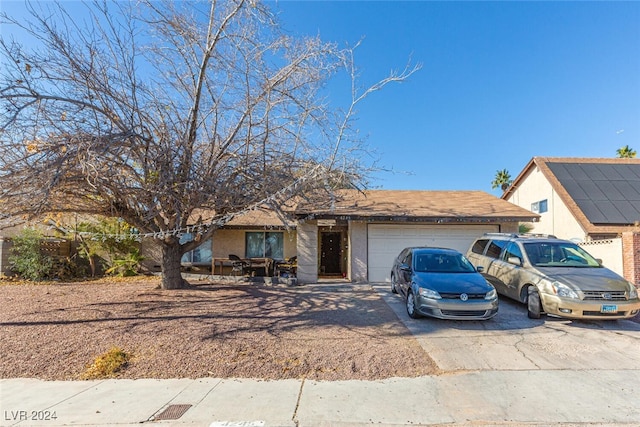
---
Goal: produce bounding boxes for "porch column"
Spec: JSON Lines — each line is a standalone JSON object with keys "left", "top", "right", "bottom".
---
{"left": 296, "top": 221, "right": 318, "bottom": 284}
{"left": 348, "top": 221, "right": 368, "bottom": 283}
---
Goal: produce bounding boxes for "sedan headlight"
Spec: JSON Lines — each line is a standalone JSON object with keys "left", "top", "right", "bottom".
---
{"left": 485, "top": 288, "right": 497, "bottom": 300}
{"left": 418, "top": 287, "right": 441, "bottom": 300}
{"left": 551, "top": 281, "right": 579, "bottom": 299}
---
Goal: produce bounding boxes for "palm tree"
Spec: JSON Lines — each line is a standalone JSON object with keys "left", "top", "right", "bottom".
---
{"left": 491, "top": 169, "right": 512, "bottom": 191}
{"left": 616, "top": 145, "right": 637, "bottom": 158}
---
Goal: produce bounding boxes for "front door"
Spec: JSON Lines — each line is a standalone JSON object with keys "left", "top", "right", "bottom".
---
{"left": 320, "top": 231, "right": 344, "bottom": 276}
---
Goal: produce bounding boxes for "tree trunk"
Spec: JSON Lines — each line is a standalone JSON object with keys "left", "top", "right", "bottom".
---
{"left": 89, "top": 255, "right": 96, "bottom": 277}
{"left": 160, "top": 242, "right": 189, "bottom": 289}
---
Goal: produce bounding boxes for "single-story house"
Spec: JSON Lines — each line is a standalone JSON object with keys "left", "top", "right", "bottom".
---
{"left": 161, "top": 189, "right": 538, "bottom": 283}
{"left": 502, "top": 157, "right": 640, "bottom": 283}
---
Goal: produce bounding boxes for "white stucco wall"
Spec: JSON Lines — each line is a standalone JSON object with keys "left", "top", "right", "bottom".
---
{"left": 506, "top": 165, "right": 586, "bottom": 240}
{"left": 348, "top": 221, "right": 368, "bottom": 283}
{"left": 296, "top": 221, "right": 318, "bottom": 284}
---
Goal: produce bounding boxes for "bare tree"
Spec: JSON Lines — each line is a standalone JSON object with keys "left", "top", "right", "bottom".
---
{"left": 0, "top": 0, "right": 419, "bottom": 289}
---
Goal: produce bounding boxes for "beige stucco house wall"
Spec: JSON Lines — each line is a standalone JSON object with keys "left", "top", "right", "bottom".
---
{"left": 211, "top": 228, "right": 297, "bottom": 260}
{"left": 141, "top": 228, "right": 297, "bottom": 273}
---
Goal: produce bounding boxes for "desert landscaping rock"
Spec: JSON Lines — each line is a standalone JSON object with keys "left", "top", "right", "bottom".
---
{"left": 0, "top": 276, "right": 437, "bottom": 381}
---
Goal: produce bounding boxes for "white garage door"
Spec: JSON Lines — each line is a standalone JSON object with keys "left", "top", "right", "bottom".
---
{"left": 367, "top": 224, "right": 499, "bottom": 283}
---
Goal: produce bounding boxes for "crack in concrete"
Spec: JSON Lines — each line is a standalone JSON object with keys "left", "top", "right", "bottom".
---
{"left": 512, "top": 333, "right": 542, "bottom": 369}
{"left": 291, "top": 377, "right": 305, "bottom": 426}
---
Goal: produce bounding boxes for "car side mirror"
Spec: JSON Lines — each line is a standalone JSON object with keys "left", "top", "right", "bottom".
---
{"left": 507, "top": 256, "right": 522, "bottom": 266}
{"left": 476, "top": 266, "right": 484, "bottom": 273}
{"left": 400, "top": 263, "right": 411, "bottom": 272}
{"left": 596, "top": 258, "right": 603, "bottom": 266}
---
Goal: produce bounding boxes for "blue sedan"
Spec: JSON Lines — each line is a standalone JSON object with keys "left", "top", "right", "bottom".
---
{"left": 390, "top": 247, "right": 498, "bottom": 320}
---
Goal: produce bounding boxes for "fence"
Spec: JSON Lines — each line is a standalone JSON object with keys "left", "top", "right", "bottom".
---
{"left": 0, "top": 237, "right": 72, "bottom": 276}
{"left": 579, "top": 238, "right": 623, "bottom": 277}
{"left": 579, "top": 233, "right": 640, "bottom": 285}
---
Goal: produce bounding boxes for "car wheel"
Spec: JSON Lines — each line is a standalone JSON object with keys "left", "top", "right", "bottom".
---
{"left": 390, "top": 274, "right": 398, "bottom": 294}
{"left": 406, "top": 291, "right": 421, "bottom": 319}
{"left": 527, "top": 287, "right": 543, "bottom": 319}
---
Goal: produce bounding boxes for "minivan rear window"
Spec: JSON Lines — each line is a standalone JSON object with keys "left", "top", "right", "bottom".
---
{"left": 471, "top": 239, "right": 489, "bottom": 255}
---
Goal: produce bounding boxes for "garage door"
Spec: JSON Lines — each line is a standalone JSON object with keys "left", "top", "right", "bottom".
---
{"left": 367, "top": 224, "right": 499, "bottom": 282}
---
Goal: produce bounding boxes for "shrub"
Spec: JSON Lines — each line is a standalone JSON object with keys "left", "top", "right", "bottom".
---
{"left": 104, "top": 248, "right": 145, "bottom": 277}
{"left": 8, "top": 228, "right": 54, "bottom": 281}
{"left": 63, "top": 218, "right": 142, "bottom": 277}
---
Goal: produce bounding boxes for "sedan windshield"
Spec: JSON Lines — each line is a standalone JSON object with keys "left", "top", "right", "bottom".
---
{"left": 523, "top": 242, "right": 601, "bottom": 267}
{"left": 414, "top": 253, "right": 477, "bottom": 273}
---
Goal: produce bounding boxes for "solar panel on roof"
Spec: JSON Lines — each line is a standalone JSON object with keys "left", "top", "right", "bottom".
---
{"left": 598, "top": 181, "right": 627, "bottom": 201}
{"left": 596, "top": 164, "right": 625, "bottom": 180}
{"left": 547, "top": 162, "right": 640, "bottom": 225}
{"left": 575, "top": 199, "right": 609, "bottom": 223}
{"left": 615, "top": 201, "right": 640, "bottom": 223}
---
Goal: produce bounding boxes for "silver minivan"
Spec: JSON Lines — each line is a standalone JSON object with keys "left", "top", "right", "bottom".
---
{"left": 466, "top": 233, "right": 640, "bottom": 320}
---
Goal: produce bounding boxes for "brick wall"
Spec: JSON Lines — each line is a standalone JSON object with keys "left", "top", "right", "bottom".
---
{"left": 622, "top": 232, "right": 640, "bottom": 285}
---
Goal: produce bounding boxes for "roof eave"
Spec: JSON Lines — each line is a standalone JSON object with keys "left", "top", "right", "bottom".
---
{"left": 295, "top": 213, "right": 539, "bottom": 223}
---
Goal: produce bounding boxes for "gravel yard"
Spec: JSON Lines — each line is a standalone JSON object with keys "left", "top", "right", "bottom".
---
{"left": 0, "top": 276, "right": 438, "bottom": 381}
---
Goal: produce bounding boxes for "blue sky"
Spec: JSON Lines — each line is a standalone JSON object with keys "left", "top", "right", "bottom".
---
{"left": 2, "top": 1, "right": 639, "bottom": 195}
{"left": 273, "top": 1, "right": 640, "bottom": 193}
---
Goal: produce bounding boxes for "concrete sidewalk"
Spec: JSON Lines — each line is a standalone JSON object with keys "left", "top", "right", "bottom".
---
{"left": 3, "top": 370, "right": 640, "bottom": 426}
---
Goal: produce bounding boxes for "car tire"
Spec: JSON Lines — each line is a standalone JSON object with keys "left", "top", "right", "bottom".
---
{"left": 527, "top": 287, "right": 543, "bottom": 319}
{"left": 390, "top": 274, "right": 398, "bottom": 294}
{"left": 406, "top": 291, "right": 421, "bottom": 319}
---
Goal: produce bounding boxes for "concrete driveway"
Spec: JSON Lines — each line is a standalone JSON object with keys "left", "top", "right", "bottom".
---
{"left": 374, "top": 283, "right": 640, "bottom": 372}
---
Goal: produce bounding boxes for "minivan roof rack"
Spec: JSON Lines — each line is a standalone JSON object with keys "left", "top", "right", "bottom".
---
{"left": 483, "top": 232, "right": 518, "bottom": 238}
{"left": 482, "top": 232, "right": 558, "bottom": 239}
{"left": 518, "top": 233, "right": 558, "bottom": 239}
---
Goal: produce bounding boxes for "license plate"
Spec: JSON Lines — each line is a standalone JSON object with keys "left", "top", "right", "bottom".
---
{"left": 601, "top": 305, "right": 618, "bottom": 313}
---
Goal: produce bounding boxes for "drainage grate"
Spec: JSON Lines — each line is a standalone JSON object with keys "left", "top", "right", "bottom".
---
{"left": 154, "top": 404, "right": 192, "bottom": 420}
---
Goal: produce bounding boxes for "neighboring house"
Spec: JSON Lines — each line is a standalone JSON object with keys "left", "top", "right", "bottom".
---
{"left": 503, "top": 157, "right": 640, "bottom": 284}
{"left": 157, "top": 190, "right": 537, "bottom": 283}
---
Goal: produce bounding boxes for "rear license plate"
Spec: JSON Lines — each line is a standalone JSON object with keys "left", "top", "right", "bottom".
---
{"left": 601, "top": 305, "right": 618, "bottom": 313}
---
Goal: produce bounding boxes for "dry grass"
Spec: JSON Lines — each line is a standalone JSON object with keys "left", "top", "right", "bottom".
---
{"left": 80, "top": 346, "right": 130, "bottom": 379}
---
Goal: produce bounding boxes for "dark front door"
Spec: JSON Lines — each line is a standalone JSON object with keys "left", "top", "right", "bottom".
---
{"left": 320, "top": 231, "right": 343, "bottom": 275}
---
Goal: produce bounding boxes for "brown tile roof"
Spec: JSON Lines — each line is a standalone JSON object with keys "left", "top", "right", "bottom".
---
{"left": 504, "top": 157, "right": 640, "bottom": 235}
{"left": 294, "top": 189, "right": 538, "bottom": 222}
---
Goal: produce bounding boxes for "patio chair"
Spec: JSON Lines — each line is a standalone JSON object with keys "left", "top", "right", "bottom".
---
{"left": 229, "top": 254, "right": 250, "bottom": 276}
{"left": 276, "top": 256, "right": 297, "bottom": 278}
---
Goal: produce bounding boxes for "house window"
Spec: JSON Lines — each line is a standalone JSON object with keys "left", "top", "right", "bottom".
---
{"left": 531, "top": 199, "right": 548, "bottom": 214}
{"left": 246, "top": 232, "right": 283, "bottom": 259}
{"left": 180, "top": 233, "right": 212, "bottom": 264}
